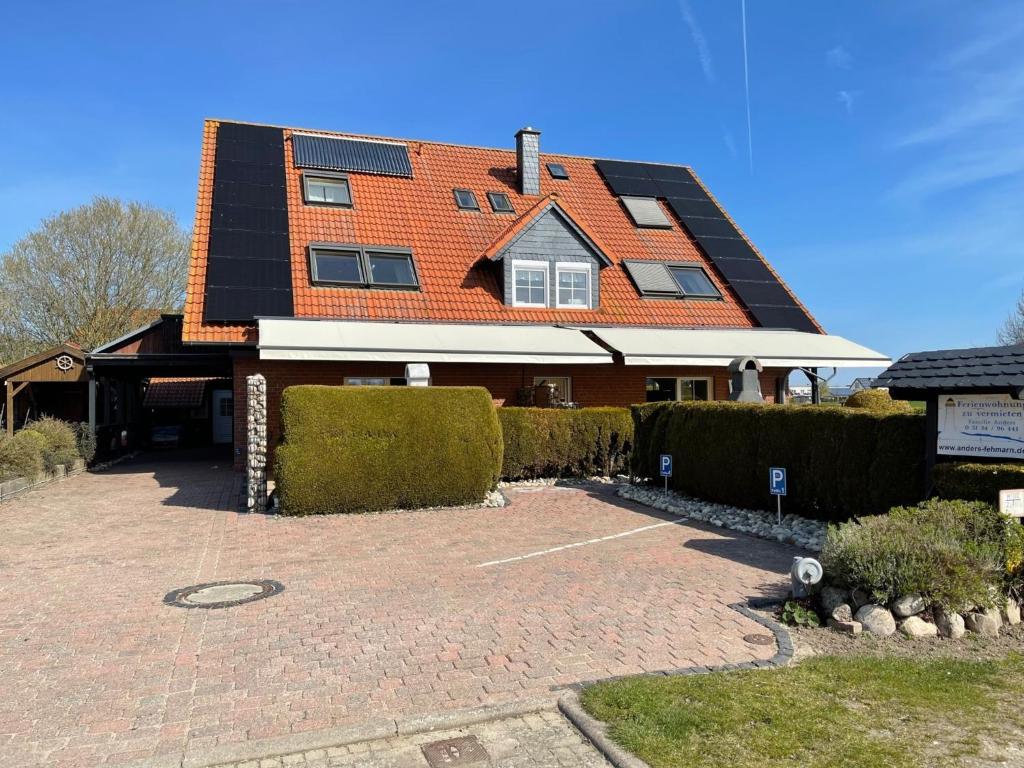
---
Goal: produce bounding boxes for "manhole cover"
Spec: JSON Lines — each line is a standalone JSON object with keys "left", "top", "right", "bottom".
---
{"left": 421, "top": 735, "right": 488, "bottom": 767}
{"left": 163, "top": 579, "right": 283, "bottom": 609}
{"left": 743, "top": 633, "right": 775, "bottom": 646}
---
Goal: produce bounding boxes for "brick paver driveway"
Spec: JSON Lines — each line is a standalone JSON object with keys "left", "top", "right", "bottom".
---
{"left": 0, "top": 454, "right": 796, "bottom": 767}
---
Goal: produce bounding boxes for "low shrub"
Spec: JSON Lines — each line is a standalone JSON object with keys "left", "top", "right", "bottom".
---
{"left": 933, "top": 462, "right": 1024, "bottom": 504}
{"left": 630, "top": 401, "right": 926, "bottom": 521}
{"left": 822, "top": 498, "right": 1009, "bottom": 610}
{"left": 844, "top": 388, "right": 912, "bottom": 414}
{"left": 73, "top": 422, "right": 97, "bottom": 464}
{"left": 0, "top": 429, "right": 46, "bottom": 481}
{"left": 498, "top": 407, "right": 633, "bottom": 480}
{"left": 276, "top": 386, "right": 502, "bottom": 515}
{"left": 25, "top": 417, "right": 80, "bottom": 471}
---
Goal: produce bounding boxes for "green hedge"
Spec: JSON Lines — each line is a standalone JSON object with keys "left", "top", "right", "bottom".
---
{"left": 0, "top": 429, "right": 46, "bottom": 482}
{"left": 498, "top": 407, "right": 633, "bottom": 480}
{"left": 843, "top": 388, "right": 913, "bottom": 414}
{"left": 275, "top": 386, "right": 503, "bottom": 515}
{"left": 934, "top": 462, "right": 1024, "bottom": 504}
{"left": 631, "top": 401, "right": 927, "bottom": 521}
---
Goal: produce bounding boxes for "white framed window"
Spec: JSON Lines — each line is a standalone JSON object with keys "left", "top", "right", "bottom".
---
{"left": 344, "top": 377, "right": 407, "bottom": 386}
{"left": 556, "top": 263, "right": 591, "bottom": 308}
{"left": 533, "top": 376, "right": 571, "bottom": 403}
{"left": 512, "top": 260, "right": 548, "bottom": 307}
{"left": 645, "top": 377, "right": 713, "bottom": 402}
{"left": 302, "top": 173, "right": 352, "bottom": 207}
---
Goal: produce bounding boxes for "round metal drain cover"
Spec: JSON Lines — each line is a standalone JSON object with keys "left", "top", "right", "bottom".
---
{"left": 164, "top": 579, "right": 283, "bottom": 609}
{"left": 743, "top": 633, "right": 775, "bottom": 646}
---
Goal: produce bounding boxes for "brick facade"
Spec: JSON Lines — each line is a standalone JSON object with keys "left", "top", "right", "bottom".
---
{"left": 231, "top": 355, "right": 787, "bottom": 468}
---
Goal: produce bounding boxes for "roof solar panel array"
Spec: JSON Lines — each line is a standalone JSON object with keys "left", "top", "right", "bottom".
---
{"left": 595, "top": 159, "right": 817, "bottom": 333}
{"left": 292, "top": 134, "right": 413, "bottom": 177}
{"left": 203, "top": 122, "right": 294, "bottom": 323}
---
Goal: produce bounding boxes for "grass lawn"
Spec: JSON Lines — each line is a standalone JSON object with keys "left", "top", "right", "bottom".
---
{"left": 581, "top": 655, "right": 1024, "bottom": 768}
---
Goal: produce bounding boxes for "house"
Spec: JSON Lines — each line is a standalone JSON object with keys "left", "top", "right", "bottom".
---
{"left": 171, "top": 119, "right": 887, "bottom": 465}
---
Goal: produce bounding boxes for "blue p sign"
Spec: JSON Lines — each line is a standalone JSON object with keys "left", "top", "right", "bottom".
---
{"left": 770, "top": 467, "right": 787, "bottom": 496}
{"left": 660, "top": 454, "right": 673, "bottom": 477}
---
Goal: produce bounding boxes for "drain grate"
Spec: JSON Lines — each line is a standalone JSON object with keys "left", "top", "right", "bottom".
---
{"left": 163, "top": 579, "right": 284, "bottom": 609}
{"left": 421, "top": 735, "right": 488, "bottom": 767}
{"left": 743, "top": 633, "right": 775, "bottom": 646}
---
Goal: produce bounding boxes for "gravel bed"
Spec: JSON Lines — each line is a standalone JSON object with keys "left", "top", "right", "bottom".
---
{"left": 618, "top": 482, "right": 826, "bottom": 551}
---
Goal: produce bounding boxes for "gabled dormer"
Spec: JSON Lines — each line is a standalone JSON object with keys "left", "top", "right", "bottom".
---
{"left": 484, "top": 195, "right": 612, "bottom": 310}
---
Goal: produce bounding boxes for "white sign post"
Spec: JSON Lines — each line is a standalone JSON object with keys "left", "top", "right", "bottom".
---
{"left": 937, "top": 395, "right": 1024, "bottom": 459}
{"left": 1001, "top": 489, "right": 1024, "bottom": 519}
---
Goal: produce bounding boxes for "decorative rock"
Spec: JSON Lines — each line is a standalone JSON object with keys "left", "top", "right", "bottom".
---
{"left": 1002, "top": 597, "right": 1021, "bottom": 626}
{"left": 850, "top": 589, "right": 871, "bottom": 609}
{"left": 854, "top": 604, "right": 897, "bottom": 637}
{"left": 935, "top": 609, "right": 965, "bottom": 640}
{"left": 892, "top": 594, "right": 926, "bottom": 618}
{"left": 964, "top": 609, "right": 1002, "bottom": 637}
{"left": 828, "top": 618, "right": 862, "bottom": 635}
{"left": 831, "top": 603, "right": 854, "bottom": 623}
{"left": 899, "top": 616, "right": 938, "bottom": 639}
{"left": 819, "top": 586, "right": 848, "bottom": 616}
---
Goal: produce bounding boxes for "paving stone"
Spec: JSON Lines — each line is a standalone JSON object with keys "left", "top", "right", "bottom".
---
{"left": 0, "top": 456, "right": 796, "bottom": 767}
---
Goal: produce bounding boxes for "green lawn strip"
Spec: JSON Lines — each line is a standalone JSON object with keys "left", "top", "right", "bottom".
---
{"left": 580, "top": 655, "right": 1024, "bottom": 768}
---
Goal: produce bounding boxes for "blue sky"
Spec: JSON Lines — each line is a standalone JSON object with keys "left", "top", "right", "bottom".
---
{"left": 1, "top": 1, "right": 1022, "bottom": 384}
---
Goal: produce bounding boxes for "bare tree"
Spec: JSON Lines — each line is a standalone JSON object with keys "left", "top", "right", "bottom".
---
{"left": 999, "top": 290, "right": 1024, "bottom": 345}
{"left": 0, "top": 197, "right": 190, "bottom": 364}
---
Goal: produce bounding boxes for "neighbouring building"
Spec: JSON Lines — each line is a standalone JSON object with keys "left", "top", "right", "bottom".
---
{"left": 150, "top": 119, "right": 886, "bottom": 465}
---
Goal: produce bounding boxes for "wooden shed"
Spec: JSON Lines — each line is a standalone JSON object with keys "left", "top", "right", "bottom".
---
{"left": 0, "top": 344, "right": 88, "bottom": 435}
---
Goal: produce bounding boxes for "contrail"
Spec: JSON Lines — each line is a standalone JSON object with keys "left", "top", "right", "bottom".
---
{"left": 741, "top": 0, "right": 753, "bottom": 173}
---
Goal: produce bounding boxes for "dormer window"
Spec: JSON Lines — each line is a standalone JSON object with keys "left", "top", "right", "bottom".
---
{"left": 487, "top": 192, "right": 515, "bottom": 213}
{"left": 512, "top": 260, "right": 548, "bottom": 307}
{"left": 302, "top": 172, "right": 352, "bottom": 207}
{"left": 454, "top": 189, "right": 479, "bottom": 210}
{"left": 556, "top": 264, "right": 590, "bottom": 308}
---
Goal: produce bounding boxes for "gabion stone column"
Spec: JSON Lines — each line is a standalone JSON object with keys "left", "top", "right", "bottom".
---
{"left": 246, "top": 374, "right": 268, "bottom": 513}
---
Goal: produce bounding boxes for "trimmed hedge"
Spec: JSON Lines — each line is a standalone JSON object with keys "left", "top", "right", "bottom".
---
{"left": 844, "top": 388, "right": 913, "bottom": 414}
{"left": 498, "top": 407, "right": 633, "bottom": 480}
{"left": 934, "top": 462, "right": 1024, "bottom": 504}
{"left": 631, "top": 401, "right": 927, "bottom": 521}
{"left": 275, "top": 386, "right": 503, "bottom": 515}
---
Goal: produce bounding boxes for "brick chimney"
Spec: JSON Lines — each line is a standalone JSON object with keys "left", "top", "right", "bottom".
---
{"left": 515, "top": 126, "right": 541, "bottom": 196}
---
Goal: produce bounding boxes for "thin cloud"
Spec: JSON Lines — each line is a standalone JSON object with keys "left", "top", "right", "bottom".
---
{"left": 723, "top": 131, "right": 738, "bottom": 158}
{"left": 826, "top": 45, "right": 853, "bottom": 70}
{"left": 837, "top": 90, "right": 856, "bottom": 115}
{"left": 678, "top": 0, "right": 715, "bottom": 84}
{"left": 888, "top": 141, "right": 1024, "bottom": 203}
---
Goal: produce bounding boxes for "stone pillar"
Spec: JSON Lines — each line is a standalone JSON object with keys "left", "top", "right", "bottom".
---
{"left": 246, "top": 374, "right": 268, "bottom": 513}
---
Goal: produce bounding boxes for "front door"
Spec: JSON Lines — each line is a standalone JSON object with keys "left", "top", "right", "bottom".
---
{"left": 211, "top": 389, "right": 233, "bottom": 445}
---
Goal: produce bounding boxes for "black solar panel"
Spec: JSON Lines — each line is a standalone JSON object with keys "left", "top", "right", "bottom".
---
{"left": 292, "top": 133, "right": 413, "bottom": 177}
{"left": 595, "top": 158, "right": 818, "bottom": 332}
{"left": 601, "top": 175, "right": 662, "bottom": 197}
{"left": 203, "top": 122, "right": 294, "bottom": 323}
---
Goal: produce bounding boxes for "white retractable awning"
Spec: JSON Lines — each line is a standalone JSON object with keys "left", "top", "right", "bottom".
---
{"left": 258, "top": 319, "right": 614, "bottom": 364}
{"left": 582, "top": 327, "right": 890, "bottom": 368}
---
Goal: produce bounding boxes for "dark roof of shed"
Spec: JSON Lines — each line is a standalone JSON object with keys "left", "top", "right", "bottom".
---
{"left": 873, "top": 343, "right": 1024, "bottom": 391}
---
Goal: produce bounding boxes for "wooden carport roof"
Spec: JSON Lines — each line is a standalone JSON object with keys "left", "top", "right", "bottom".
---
{"left": 0, "top": 344, "right": 87, "bottom": 435}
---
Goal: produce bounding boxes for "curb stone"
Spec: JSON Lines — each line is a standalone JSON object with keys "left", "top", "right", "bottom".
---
{"left": 558, "top": 691, "right": 651, "bottom": 768}
{"left": 114, "top": 697, "right": 555, "bottom": 768}
{"left": 558, "top": 600, "right": 793, "bottom": 768}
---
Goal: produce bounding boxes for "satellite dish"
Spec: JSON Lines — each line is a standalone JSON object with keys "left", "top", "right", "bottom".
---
{"left": 790, "top": 556, "right": 823, "bottom": 598}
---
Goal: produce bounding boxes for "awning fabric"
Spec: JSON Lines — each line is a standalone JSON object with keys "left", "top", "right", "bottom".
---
{"left": 581, "top": 327, "right": 890, "bottom": 368}
{"left": 257, "top": 319, "right": 888, "bottom": 369}
{"left": 258, "top": 319, "right": 614, "bottom": 364}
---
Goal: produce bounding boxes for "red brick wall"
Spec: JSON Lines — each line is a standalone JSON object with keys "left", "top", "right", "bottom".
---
{"left": 231, "top": 356, "right": 788, "bottom": 468}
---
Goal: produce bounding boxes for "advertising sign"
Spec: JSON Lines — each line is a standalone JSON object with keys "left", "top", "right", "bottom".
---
{"left": 937, "top": 395, "right": 1024, "bottom": 459}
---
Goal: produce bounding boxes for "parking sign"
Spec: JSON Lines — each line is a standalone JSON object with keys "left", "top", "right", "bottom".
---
{"left": 770, "top": 467, "right": 787, "bottom": 496}
{"left": 660, "top": 454, "right": 673, "bottom": 477}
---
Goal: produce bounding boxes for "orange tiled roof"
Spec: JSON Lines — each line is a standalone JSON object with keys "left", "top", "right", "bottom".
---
{"left": 182, "top": 120, "right": 820, "bottom": 344}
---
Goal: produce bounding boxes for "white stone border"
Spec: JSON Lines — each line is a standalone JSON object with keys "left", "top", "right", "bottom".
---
{"left": 618, "top": 483, "right": 826, "bottom": 551}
